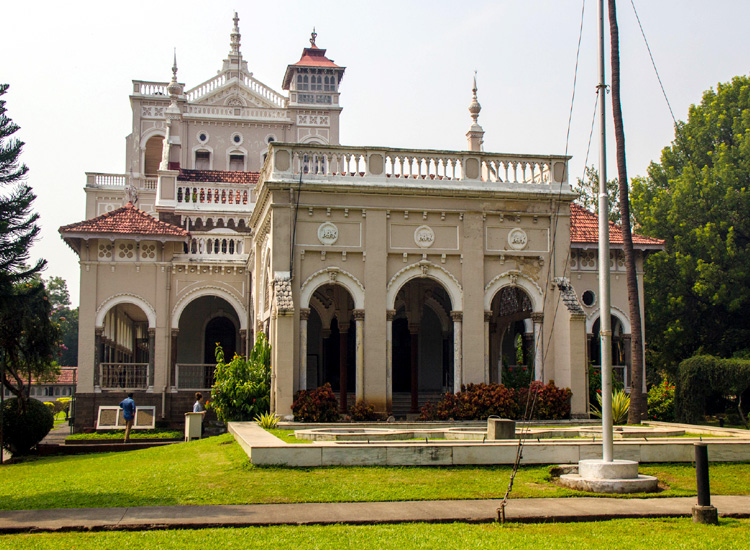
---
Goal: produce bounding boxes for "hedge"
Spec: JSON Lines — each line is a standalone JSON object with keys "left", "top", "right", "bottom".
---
{"left": 676, "top": 355, "right": 750, "bottom": 424}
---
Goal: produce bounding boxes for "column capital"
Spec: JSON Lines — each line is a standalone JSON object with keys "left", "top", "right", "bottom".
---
{"left": 148, "top": 327, "right": 156, "bottom": 336}
{"left": 408, "top": 323, "right": 420, "bottom": 335}
{"left": 386, "top": 309, "right": 396, "bottom": 321}
{"left": 339, "top": 323, "right": 350, "bottom": 334}
{"left": 352, "top": 309, "right": 365, "bottom": 321}
{"left": 299, "top": 308, "right": 311, "bottom": 321}
{"left": 239, "top": 328, "right": 247, "bottom": 336}
{"left": 484, "top": 311, "right": 492, "bottom": 322}
{"left": 95, "top": 327, "right": 104, "bottom": 336}
{"left": 450, "top": 310, "right": 463, "bottom": 322}
{"left": 531, "top": 312, "right": 544, "bottom": 323}
{"left": 171, "top": 328, "right": 179, "bottom": 337}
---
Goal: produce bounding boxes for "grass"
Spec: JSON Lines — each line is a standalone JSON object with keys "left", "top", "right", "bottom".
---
{"left": 66, "top": 429, "right": 182, "bottom": 441}
{"left": 2, "top": 434, "right": 750, "bottom": 510}
{"left": 266, "top": 428, "right": 315, "bottom": 443}
{"left": 1, "top": 519, "right": 749, "bottom": 549}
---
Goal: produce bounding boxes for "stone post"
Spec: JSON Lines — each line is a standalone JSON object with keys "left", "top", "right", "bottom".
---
{"left": 94, "top": 327, "right": 103, "bottom": 389}
{"left": 386, "top": 309, "right": 395, "bottom": 413}
{"left": 147, "top": 328, "right": 156, "bottom": 391}
{"left": 353, "top": 309, "right": 365, "bottom": 403}
{"left": 339, "top": 322, "right": 349, "bottom": 412}
{"left": 483, "top": 311, "right": 492, "bottom": 384}
{"left": 531, "top": 312, "right": 544, "bottom": 381}
{"left": 409, "top": 323, "right": 420, "bottom": 413}
{"left": 451, "top": 311, "right": 463, "bottom": 392}
{"left": 298, "top": 309, "right": 310, "bottom": 392}
{"left": 170, "top": 329, "right": 179, "bottom": 391}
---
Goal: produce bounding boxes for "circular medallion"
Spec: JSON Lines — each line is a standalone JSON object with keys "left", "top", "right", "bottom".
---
{"left": 414, "top": 225, "right": 435, "bottom": 248}
{"left": 317, "top": 222, "right": 339, "bottom": 245}
{"left": 508, "top": 228, "right": 528, "bottom": 250}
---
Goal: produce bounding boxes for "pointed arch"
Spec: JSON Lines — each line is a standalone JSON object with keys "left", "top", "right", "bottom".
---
{"left": 171, "top": 286, "right": 248, "bottom": 330}
{"left": 484, "top": 270, "right": 543, "bottom": 312}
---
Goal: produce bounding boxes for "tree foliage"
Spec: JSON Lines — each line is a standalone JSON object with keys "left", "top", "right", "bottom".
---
{"left": 208, "top": 333, "right": 271, "bottom": 423}
{"left": 573, "top": 166, "right": 621, "bottom": 223}
{"left": 45, "top": 276, "right": 78, "bottom": 367}
{"left": 631, "top": 76, "right": 750, "bottom": 373}
{"left": 0, "top": 397, "right": 54, "bottom": 454}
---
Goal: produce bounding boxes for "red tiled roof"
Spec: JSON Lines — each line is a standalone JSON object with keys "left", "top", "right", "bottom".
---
{"left": 59, "top": 202, "right": 188, "bottom": 238}
{"left": 22, "top": 367, "right": 77, "bottom": 386}
{"left": 178, "top": 169, "right": 259, "bottom": 184}
{"left": 291, "top": 47, "right": 340, "bottom": 68}
{"left": 570, "top": 203, "right": 664, "bottom": 247}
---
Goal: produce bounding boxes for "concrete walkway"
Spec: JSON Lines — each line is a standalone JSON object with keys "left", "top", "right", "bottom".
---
{"left": 0, "top": 496, "right": 749, "bottom": 533}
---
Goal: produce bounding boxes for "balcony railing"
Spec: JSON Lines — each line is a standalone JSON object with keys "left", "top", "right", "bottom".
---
{"left": 176, "top": 364, "right": 216, "bottom": 390}
{"left": 100, "top": 363, "right": 149, "bottom": 390}
{"left": 86, "top": 173, "right": 158, "bottom": 190}
{"left": 182, "top": 235, "right": 246, "bottom": 258}
{"left": 176, "top": 183, "right": 254, "bottom": 210}
{"left": 185, "top": 73, "right": 287, "bottom": 108}
{"left": 266, "top": 144, "right": 570, "bottom": 186}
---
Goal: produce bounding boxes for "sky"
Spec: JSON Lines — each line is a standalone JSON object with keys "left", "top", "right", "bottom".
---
{"left": 1, "top": 0, "right": 749, "bottom": 305}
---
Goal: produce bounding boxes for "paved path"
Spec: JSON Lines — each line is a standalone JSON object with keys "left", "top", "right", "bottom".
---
{"left": 1, "top": 496, "right": 749, "bottom": 533}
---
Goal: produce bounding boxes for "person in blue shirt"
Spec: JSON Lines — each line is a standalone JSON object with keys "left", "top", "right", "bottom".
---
{"left": 119, "top": 393, "right": 136, "bottom": 442}
{"left": 193, "top": 392, "right": 207, "bottom": 436}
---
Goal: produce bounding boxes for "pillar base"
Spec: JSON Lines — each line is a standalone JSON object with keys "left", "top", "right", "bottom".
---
{"left": 692, "top": 505, "right": 719, "bottom": 525}
{"left": 559, "top": 459, "right": 659, "bottom": 494}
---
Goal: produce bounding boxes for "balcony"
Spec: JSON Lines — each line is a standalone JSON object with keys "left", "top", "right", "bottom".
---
{"left": 86, "top": 173, "right": 157, "bottom": 191}
{"left": 174, "top": 233, "right": 249, "bottom": 264}
{"left": 176, "top": 364, "right": 216, "bottom": 390}
{"left": 175, "top": 182, "right": 255, "bottom": 213}
{"left": 100, "top": 363, "right": 150, "bottom": 390}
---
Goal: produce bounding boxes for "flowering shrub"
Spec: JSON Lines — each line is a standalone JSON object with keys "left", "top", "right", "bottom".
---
{"left": 516, "top": 381, "right": 572, "bottom": 420}
{"left": 348, "top": 400, "right": 381, "bottom": 421}
{"left": 292, "top": 383, "right": 340, "bottom": 422}
{"left": 588, "top": 365, "right": 602, "bottom": 409}
{"left": 418, "top": 383, "right": 518, "bottom": 421}
{"left": 501, "top": 364, "right": 532, "bottom": 390}
{"left": 648, "top": 378, "right": 675, "bottom": 422}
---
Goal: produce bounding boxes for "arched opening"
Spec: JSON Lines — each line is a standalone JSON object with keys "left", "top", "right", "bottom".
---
{"left": 98, "top": 303, "right": 151, "bottom": 390}
{"left": 391, "top": 279, "right": 453, "bottom": 415}
{"left": 589, "top": 315, "right": 628, "bottom": 389}
{"left": 144, "top": 135, "right": 164, "bottom": 176}
{"left": 488, "top": 286, "right": 534, "bottom": 385}
{"left": 305, "top": 284, "right": 355, "bottom": 411}
{"left": 175, "top": 296, "right": 241, "bottom": 390}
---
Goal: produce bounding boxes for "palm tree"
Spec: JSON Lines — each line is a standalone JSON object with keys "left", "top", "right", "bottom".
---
{"left": 608, "top": 0, "right": 646, "bottom": 421}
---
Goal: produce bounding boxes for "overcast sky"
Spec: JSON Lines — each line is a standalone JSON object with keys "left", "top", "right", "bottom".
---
{"left": 1, "top": 0, "right": 749, "bottom": 305}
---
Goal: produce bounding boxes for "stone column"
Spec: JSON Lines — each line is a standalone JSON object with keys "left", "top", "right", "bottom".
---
{"left": 94, "top": 327, "right": 103, "bottom": 389}
{"left": 451, "top": 311, "right": 463, "bottom": 393}
{"left": 239, "top": 329, "right": 247, "bottom": 356}
{"left": 353, "top": 309, "right": 365, "bottom": 403}
{"left": 531, "top": 312, "right": 544, "bottom": 381}
{"left": 147, "top": 328, "right": 156, "bottom": 391}
{"left": 339, "top": 322, "right": 350, "bottom": 412}
{"left": 170, "top": 329, "right": 179, "bottom": 391}
{"left": 483, "top": 311, "right": 492, "bottom": 384}
{"left": 386, "top": 309, "right": 395, "bottom": 413}
{"left": 298, "top": 309, "right": 310, "bottom": 392}
{"left": 409, "top": 323, "right": 420, "bottom": 413}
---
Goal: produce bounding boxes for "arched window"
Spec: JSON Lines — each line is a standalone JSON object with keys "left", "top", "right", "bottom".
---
{"left": 297, "top": 74, "right": 309, "bottom": 91}
{"left": 195, "top": 150, "right": 210, "bottom": 170}
{"left": 143, "top": 135, "right": 164, "bottom": 176}
{"left": 229, "top": 153, "right": 245, "bottom": 171}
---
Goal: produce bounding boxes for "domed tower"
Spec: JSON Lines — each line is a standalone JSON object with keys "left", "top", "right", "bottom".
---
{"left": 466, "top": 73, "right": 484, "bottom": 152}
{"left": 282, "top": 29, "right": 346, "bottom": 145}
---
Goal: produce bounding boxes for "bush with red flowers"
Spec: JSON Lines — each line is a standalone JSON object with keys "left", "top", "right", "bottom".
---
{"left": 292, "top": 383, "right": 340, "bottom": 422}
{"left": 515, "top": 381, "right": 572, "bottom": 420}
{"left": 348, "top": 400, "right": 381, "bottom": 421}
{"left": 418, "top": 383, "right": 518, "bottom": 421}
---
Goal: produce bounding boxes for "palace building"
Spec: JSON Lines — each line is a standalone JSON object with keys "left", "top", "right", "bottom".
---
{"left": 59, "top": 14, "right": 663, "bottom": 429}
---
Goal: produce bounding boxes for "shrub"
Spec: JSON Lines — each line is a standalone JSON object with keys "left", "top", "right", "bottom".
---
{"left": 588, "top": 365, "right": 602, "bottom": 408}
{"left": 590, "top": 389, "right": 630, "bottom": 425}
{"left": 419, "top": 383, "right": 518, "bottom": 421}
{"left": 349, "top": 400, "right": 380, "bottom": 421}
{"left": 516, "top": 381, "right": 573, "bottom": 420}
{"left": 677, "top": 355, "right": 750, "bottom": 425}
{"left": 254, "top": 411, "right": 280, "bottom": 429}
{"left": 648, "top": 378, "right": 675, "bottom": 422}
{"left": 1, "top": 397, "right": 54, "bottom": 454}
{"left": 292, "top": 383, "right": 340, "bottom": 422}
{"left": 501, "top": 364, "right": 532, "bottom": 390}
{"left": 208, "top": 333, "right": 271, "bottom": 423}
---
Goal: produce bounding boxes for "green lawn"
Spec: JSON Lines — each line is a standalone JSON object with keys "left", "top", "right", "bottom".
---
{"left": 1, "top": 434, "right": 749, "bottom": 510}
{"left": 66, "top": 429, "right": 182, "bottom": 441}
{"left": 1, "top": 519, "right": 748, "bottom": 549}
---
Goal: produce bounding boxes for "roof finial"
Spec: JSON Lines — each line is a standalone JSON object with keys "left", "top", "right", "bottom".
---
{"left": 469, "top": 70, "right": 481, "bottom": 124}
{"left": 172, "top": 48, "right": 178, "bottom": 80}
{"left": 230, "top": 11, "right": 241, "bottom": 57}
{"left": 310, "top": 27, "right": 317, "bottom": 48}
{"left": 167, "top": 48, "right": 181, "bottom": 97}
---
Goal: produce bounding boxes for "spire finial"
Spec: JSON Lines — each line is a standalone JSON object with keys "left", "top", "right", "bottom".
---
{"left": 167, "top": 48, "right": 181, "bottom": 97}
{"left": 172, "top": 48, "right": 178, "bottom": 80}
{"left": 310, "top": 27, "right": 317, "bottom": 48}
{"left": 229, "top": 11, "right": 241, "bottom": 57}
{"left": 469, "top": 71, "right": 481, "bottom": 124}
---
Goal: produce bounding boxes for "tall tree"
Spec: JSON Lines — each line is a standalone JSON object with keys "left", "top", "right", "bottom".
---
{"left": 608, "top": 0, "right": 646, "bottom": 421}
{"left": 632, "top": 76, "right": 750, "bottom": 375}
{"left": 0, "top": 84, "right": 45, "bottom": 294}
{"left": 45, "top": 276, "right": 78, "bottom": 367}
{"left": 0, "top": 84, "right": 57, "bottom": 409}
